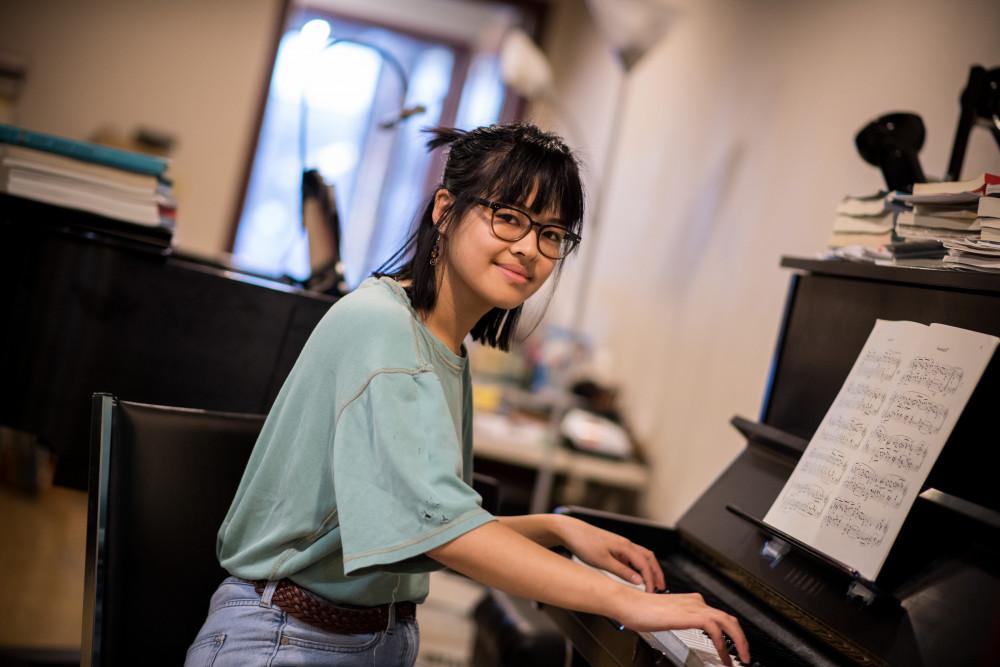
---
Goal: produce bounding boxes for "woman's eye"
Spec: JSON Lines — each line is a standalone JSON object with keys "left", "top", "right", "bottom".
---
{"left": 496, "top": 213, "right": 521, "bottom": 226}
{"left": 542, "top": 229, "right": 566, "bottom": 243}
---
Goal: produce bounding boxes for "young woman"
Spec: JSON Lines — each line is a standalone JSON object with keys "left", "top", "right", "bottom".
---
{"left": 185, "top": 123, "right": 749, "bottom": 667}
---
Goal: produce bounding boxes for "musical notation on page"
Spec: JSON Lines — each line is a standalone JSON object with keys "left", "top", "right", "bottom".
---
{"left": 763, "top": 320, "right": 997, "bottom": 581}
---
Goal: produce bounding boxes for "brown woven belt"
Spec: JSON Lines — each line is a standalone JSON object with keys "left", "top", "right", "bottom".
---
{"left": 250, "top": 579, "right": 416, "bottom": 634}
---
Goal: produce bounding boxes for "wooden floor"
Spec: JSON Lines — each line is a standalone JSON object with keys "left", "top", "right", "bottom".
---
{"left": 0, "top": 484, "right": 86, "bottom": 654}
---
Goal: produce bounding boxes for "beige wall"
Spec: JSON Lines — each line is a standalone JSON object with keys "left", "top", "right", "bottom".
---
{"left": 538, "top": 0, "right": 1000, "bottom": 524}
{"left": 0, "top": 0, "right": 283, "bottom": 254}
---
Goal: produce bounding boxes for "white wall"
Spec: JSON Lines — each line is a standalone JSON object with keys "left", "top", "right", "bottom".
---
{"left": 538, "top": 0, "right": 1000, "bottom": 524}
{"left": 0, "top": 0, "right": 283, "bottom": 254}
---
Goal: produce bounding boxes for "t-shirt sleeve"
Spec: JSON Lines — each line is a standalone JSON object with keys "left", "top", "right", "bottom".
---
{"left": 334, "top": 369, "right": 495, "bottom": 576}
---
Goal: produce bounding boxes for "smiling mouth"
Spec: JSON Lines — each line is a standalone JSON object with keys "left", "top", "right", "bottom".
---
{"left": 495, "top": 264, "right": 530, "bottom": 283}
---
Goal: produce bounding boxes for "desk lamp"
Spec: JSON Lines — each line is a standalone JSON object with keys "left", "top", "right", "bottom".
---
{"left": 854, "top": 112, "right": 926, "bottom": 193}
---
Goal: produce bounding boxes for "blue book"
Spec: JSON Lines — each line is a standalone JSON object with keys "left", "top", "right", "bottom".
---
{"left": 0, "top": 124, "right": 168, "bottom": 177}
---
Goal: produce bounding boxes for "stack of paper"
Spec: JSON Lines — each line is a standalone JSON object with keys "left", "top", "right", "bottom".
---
{"left": 942, "top": 237, "right": 1000, "bottom": 272}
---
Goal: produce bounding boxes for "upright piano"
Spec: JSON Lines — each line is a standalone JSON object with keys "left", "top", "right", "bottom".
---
{"left": 545, "top": 257, "right": 1000, "bottom": 667}
{"left": 0, "top": 195, "right": 337, "bottom": 489}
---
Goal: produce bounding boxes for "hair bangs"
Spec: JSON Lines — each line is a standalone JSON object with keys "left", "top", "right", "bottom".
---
{"left": 483, "top": 143, "right": 583, "bottom": 234}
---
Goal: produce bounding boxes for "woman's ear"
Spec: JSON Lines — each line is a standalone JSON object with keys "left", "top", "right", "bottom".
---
{"left": 431, "top": 189, "right": 455, "bottom": 232}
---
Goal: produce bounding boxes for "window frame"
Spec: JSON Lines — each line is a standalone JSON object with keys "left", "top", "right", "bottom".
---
{"left": 226, "top": 0, "right": 549, "bottom": 258}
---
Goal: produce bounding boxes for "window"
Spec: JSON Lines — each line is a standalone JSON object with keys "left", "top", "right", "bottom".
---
{"left": 231, "top": 4, "right": 527, "bottom": 287}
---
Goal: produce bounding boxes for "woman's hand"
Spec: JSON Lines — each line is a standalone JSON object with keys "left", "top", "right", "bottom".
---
{"left": 554, "top": 516, "right": 665, "bottom": 593}
{"left": 615, "top": 588, "right": 751, "bottom": 667}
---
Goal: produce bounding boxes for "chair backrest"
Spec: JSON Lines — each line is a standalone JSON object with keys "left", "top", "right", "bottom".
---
{"left": 82, "top": 394, "right": 263, "bottom": 666}
{"left": 82, "top": 393, "right": 501, "bottom": 666}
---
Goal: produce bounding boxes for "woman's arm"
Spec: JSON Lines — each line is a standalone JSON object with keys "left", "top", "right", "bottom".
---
{"left": 428, "top": 520, "right": 750, "bottom": 666}
{"left": 496, "top": 514, "right": 563, "bottom": 547}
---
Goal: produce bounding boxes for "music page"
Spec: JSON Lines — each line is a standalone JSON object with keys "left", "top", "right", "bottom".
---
{"left": 764, "top": 320, "right": 998, "bottom": 581}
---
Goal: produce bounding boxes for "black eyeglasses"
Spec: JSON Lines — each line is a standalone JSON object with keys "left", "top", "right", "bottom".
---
{"left": 469, "top": 197, "right": 581, "bottom": 260}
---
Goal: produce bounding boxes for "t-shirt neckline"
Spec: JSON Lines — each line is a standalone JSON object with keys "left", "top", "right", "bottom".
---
{"left": 372, "top": 276, "right": 468, "bottom": 368}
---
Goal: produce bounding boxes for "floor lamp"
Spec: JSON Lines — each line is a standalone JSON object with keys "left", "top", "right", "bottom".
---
{"left": 499, "top": 4, "right": 678, "bottom": 512}
{"left": 571, "top": 0, "right": 679, "bottom": 331}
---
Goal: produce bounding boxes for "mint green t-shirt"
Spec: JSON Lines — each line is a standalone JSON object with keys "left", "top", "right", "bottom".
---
{"left": 217, "top": 276, "right": 495, "bottom": 605}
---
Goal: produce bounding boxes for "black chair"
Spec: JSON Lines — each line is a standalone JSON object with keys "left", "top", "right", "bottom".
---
{"left": 82, "top": 393, "right": 501, "bottom": 666}
{"left": 82, "top": 394, "right": 263, "bottom": 666}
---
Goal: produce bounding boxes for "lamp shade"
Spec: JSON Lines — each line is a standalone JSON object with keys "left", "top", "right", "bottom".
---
{"left": 500, "top": 28, "right": 554, "bottom": 99}
{"left": 585, "top": 0, "right": 680, "bottom": 71}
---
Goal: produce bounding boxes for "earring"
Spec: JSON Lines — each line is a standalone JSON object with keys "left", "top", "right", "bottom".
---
{"left": 429, "top": 233, "right": 441, "bottom": 266}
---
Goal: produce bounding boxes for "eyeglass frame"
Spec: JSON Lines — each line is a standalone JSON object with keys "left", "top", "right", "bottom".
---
{"left": 467, "top": 196, "right": 582, "bottom": 260}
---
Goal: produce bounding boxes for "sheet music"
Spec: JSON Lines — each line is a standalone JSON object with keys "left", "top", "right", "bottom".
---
{"left": 764, "top": 320, "right": 998, "bottom": 580}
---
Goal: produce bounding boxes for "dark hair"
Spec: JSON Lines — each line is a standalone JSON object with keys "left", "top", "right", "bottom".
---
{"left": 375, "top": 123, "right": 584, "bottom": 351}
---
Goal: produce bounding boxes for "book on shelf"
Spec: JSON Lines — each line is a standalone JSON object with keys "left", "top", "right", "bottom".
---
{"left": 979, "top": 194, "right": 1000, "bottom": 219}
{"left": 0, "top": 130, "right": 175, "bottom": 235}
{"left": 893, "top": 173, "right": 1000, "bottom": 205}
{"left": 895, "top": 210, "right": 980, "bottom": 233}
{"left": 0, "top": 123, "right": 168, "bottom": 176}
{"left": 0, "top": 144, "right": 158, "bottom": 192}
{"left": 763, "top": 319, "right": 997, "bottom": 581}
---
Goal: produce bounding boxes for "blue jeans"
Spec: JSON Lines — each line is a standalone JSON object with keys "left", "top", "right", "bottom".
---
{"left": 185, "top": 577, "right": 419, "bottom": 667}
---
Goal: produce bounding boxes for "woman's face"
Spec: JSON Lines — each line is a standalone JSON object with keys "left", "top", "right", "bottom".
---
{"left": 433, "top": 187, "right": 560, "bottom": 313}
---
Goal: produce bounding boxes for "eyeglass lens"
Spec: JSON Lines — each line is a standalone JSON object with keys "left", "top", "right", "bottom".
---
{"left": 490, "top": 206, "right": 573, "bottom": 259}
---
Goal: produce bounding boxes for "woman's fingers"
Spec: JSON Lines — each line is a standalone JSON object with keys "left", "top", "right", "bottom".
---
{"left": 643, "top": 547, "right": 666, "bottom": 592}
{"left": 716, "top": 611, "right": 750, "bottom": 664}
{"left": 669, "top": 596, "right": 750, "bottom": 665}
{"left": 603, "top": 557, "right": 643, "bottom": 586}
{"left": 700, "top": 619, "right": 732, "bottom": 666}
{"left": 615, "top": 544, "right": 657, "bottom": 592}
{"left": 694, "top": 608, "right": 749, "bottom": 666}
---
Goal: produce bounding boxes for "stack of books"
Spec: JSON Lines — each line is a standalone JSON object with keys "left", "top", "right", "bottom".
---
{"left": 0, "top": 124, "right": 175, "bottom": 248}
{"left": 827, "top": 191, "right": 901, "bottom": 248}
{"left": 892, "top": 173, "right": 999, "bottom": 242}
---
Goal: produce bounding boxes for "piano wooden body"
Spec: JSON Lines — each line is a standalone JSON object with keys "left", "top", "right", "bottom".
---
{"left": 545, "top": 257, "right": 1000, "bottom": 667}
{"left": 0, "top": 195, "right": 336, "bottom": 489}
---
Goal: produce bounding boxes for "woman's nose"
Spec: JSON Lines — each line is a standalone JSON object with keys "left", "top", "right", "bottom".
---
{"left": 509, "top": 228, "right": 539, "bottom": 258}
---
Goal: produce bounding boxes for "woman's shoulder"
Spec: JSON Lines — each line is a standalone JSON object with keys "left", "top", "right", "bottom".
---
{"left": 310, "top": 277, "right": 426, "bottom": 367}
{"left": 331, "top": 277, "right": 414, "bottom": 326}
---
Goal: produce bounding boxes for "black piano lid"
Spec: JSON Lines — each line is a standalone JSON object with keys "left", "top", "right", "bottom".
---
{"left": 675, "top": 257, "right": 1000, "bottom": 667}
